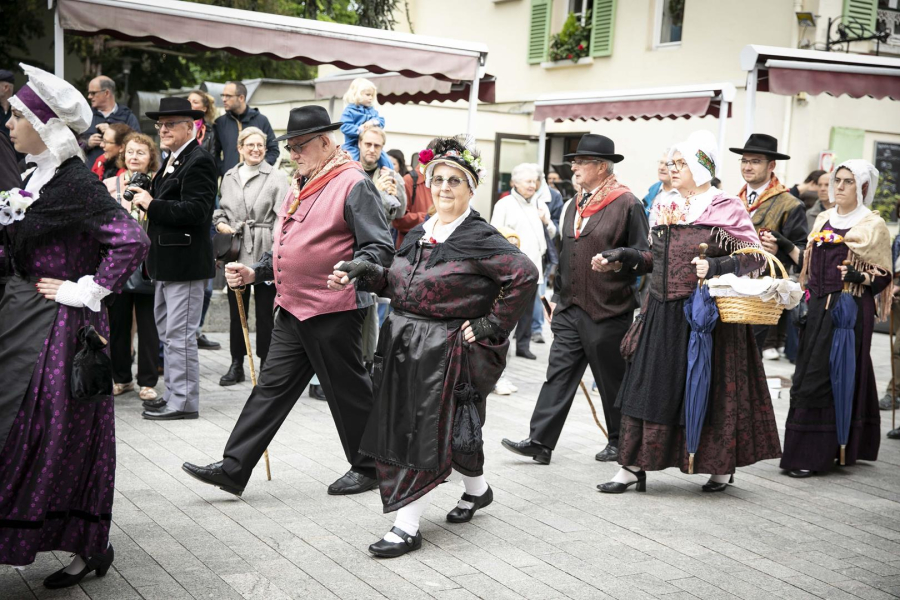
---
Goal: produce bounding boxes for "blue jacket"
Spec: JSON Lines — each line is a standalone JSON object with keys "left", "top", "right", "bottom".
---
{"left": 642, "top": 181, "right": 663, "bottom": 217}
{"left": 340, "top": 104, "right": 391, "bottom": 168}
{"left": 82, "top": 104, "right": 141, "bottom": 165}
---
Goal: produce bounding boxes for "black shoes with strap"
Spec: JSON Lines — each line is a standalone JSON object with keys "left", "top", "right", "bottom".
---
{"left": 701, "top": 474, "right": 734, "bottom": 493}
{"left": 368, "top": 527, "right": 422, "bottom": 558}
{"left": 597, "top": 466, "right": 647, "bottom": 494}
{"left": 446, "top": 486, "right": 493, "bottom": 523}
{"left": 43, "top": 544, "right": 115, "bottom": 589}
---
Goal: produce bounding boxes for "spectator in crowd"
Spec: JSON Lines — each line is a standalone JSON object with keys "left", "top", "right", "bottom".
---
{"left": 789, "top": 169, "right": 826, "bottom": 201}
{"left": 386, "top": 148, "right": 409, "bottom": 177}
{"left": 547, "top": 169, "right": 561, "bottom": 190}
{"left": 644, "top": 150, "right": 680, "bottom": 226}
{"left": 806, "top": 170, "right": 834, "bottom": 230}
{"left": 182, "top": 105, "right": 394, "bottom": 499}
{"left": 531, "top": 172, "right": 562, "bottom": 343}
{"left": 340, "top": 78, "right": 391, "bottom": 169}
{"left": 104, "top": 132, "right": 161, "bottom": 404}
{"left": 394, "top": 140, "right": 438, "bottom": 248}
{"left": 490, "top": 163, "right": 554, "bottom": 360}
{"left": 731, "top": 134, "right": 808, "bottom": 360}
{"left": 90, "top": 122, "right": 129, "bottom": 180}
{"left": 82, "top": 76, "right": 141, "bottom": 166}
{"left": 0, "top": 130, "right": 19, "bottom": 190}
{"left": 214, "top": 126, "right": 289, "bottom": 387}
{"left": 129, "top": 97, "right": 218, "bottom": 420}
{"left": 0, "top": 69, "right": 14, "bottom": 143}
{"left": 502, "top": 134, "right": 647, "bottom": 466}
{"left": 542, "top": 169, "right": 565, "bottom": 232}
{"left": 187, "top": 89, "right": 218, "bottom": 154}
{"left": 213, "top": 81, "right": 278, "bottom": 176}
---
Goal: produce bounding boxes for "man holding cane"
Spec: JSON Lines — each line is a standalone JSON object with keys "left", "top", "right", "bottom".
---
{"left": 182, "top": 106, "right": 394, "bottom": 497}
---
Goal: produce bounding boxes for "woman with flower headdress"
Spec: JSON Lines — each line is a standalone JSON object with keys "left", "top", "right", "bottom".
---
{"left": 328, "top": 136, "right": 538, "bottom": 558}
{"left": 0, "top": 64, "right": 149, "bottom": 586}
{"left": 781, "top": 159, "right": 891, "bottom": 478}
{"left": 598, "top": 131, "right": 782, "bottom": 494}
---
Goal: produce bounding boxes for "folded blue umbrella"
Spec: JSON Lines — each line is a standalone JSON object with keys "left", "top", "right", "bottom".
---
{"left": 829, "top": 289, "right": 857, "bottom": 465}
{"left": 683, "top": 284, "right": 719, "bottom": 474}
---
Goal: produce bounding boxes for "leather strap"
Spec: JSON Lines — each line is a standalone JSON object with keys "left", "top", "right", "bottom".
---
{"left": 389, "top": 527, "right": 416, "bottom": 546}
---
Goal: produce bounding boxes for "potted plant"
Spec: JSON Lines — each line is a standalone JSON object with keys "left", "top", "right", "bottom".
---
{"left": 548, "top": 12, "right": 591, "bottom": 63}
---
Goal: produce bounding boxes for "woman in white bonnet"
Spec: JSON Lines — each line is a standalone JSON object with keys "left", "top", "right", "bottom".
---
{"left": 782, "top": 159, "right": 892, "bottom": 478}
{"left": 0, "top": 64, "right": 149, "bottom": 587}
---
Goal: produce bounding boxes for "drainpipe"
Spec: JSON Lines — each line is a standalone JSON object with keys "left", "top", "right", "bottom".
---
{"left": 779, "top": 0, "right": 803, "bottom": 182}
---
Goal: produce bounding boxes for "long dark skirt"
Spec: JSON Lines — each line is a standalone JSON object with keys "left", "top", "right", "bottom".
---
{"left": 363, "top": 311, "right": 507, "bottom": 513}
{"left": 617, "top": 296, "right": 782, "bottom": 474}
{"left": 781, "top": 291, "right": 881, "bottom": 471}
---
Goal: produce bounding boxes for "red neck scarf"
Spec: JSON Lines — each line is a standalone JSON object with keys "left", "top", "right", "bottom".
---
{"left": 575, "top": 174, "right": 630, "bottom": 238}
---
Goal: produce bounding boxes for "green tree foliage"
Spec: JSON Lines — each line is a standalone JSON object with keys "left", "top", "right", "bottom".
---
{"left": 0, "top": 0, "right": 47, "bottom": 70}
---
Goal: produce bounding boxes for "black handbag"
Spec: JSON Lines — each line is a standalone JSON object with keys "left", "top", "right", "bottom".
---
{"left": 451, "top": 347, "right": 484, "bottom": 454}
{"left": 213, "top": 230, "right": 242, "bottom": 265}
{"left": 71, "top": 325, "right": 113, "bottom": 403}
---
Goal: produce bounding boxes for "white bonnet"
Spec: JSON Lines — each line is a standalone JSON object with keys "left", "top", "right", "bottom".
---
{"left": 829, "top": 159, "right": 879, "bottom": 207}
{"left": 668, "top": 130, "right": 719, "bottom": 187}
{"left": 8, "top": 63, "right": 92, "bottom": 163}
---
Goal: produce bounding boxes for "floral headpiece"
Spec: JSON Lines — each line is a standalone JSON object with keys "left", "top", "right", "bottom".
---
{"left": 696, "top": 149, "right": 716, "bottom": 178}
{"left": 420, "top": 135, "right": 485, "bottom": 189}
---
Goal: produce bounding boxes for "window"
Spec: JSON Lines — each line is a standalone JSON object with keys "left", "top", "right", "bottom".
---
{"left": 654, "top": 0, "right": 684, "bottom": 48}
{"left": 568, "top": 0, "right": 594, "bottom": 25}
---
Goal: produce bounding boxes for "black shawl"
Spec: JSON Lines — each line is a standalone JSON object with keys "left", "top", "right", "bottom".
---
{"left": 10, "top": 157, "right": 124, "bottom": 275}
{"left": 396, "top": 209, "right": 521, "bottom": 268}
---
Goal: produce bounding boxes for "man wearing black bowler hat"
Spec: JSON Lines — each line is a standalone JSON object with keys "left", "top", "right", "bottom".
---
{"left": 182, "top": 105, "right": 394, "bottom": 496}
{"left": 730, "top": 133, "right": 807, "bottom": 357}
{"left": 128, "top": 97, "right": 218, "bottom": 421}
{"left": 502, "top": 134, "right": 650, "bottom": 465}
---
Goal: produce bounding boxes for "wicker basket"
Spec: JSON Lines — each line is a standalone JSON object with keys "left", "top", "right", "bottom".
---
{"left": 711, "top": 247, "right": 788, "bottom": 326}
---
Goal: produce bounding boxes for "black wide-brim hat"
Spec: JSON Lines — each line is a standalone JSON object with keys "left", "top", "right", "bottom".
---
{"left": 729, "top": 133, "right": 790, "bottom": 160}
{"left": 563, "top": 134, "right": 624, "bottom": 163}
{"left": 146, "top": 96, "right": 204, "bottom": 120}
{"left": 274, "top": 105, "right": 342, "bottom": 142}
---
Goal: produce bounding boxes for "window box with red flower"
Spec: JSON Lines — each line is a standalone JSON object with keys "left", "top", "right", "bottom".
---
{"left": 547, "top": 12, "right": 591, "bottom": 63}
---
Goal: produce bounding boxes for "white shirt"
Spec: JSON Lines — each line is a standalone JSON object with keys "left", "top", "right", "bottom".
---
{"left": 23, "top": 150, "right": 62, "bottom": 200}
{"left": 238, "top": 162, "right": 261, "bottom": 187}
{"left": 422, "top": 207, "right": 471, "bottom": 244}
{"left": 572, "top": 185, "right": 601, "bottom": 235}
{"left": 491, "top": 191, "right": 547, "bottom": 283}
{"left": 99, "top": 103, "right": 118, "bottom": 119}
{"left": 167, "top": 138, "right": 194, "bottom": 163}
{"left": 746, "top": 179, "right": 770, "bottom": 205}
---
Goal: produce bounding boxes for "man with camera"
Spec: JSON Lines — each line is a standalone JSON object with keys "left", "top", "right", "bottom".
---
{"left": 128, "top": 97, "right": 218, "bottom": 420}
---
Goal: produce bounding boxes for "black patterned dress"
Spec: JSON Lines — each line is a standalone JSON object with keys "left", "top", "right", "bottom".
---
{"left": 356, "top": 212, "right": 538, "bottom": 512}
{"left": 616, "top": 224, "right": 783, "bottom": 474}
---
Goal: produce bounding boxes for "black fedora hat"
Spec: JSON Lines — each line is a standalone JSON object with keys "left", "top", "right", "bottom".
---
{"left": 274, "top": 106, "right": 342, "bottom": 142}
{"left": 729, "top": 133, "right": 790, "bottom": 160}
{"left": 563, "top": 134, "right": 624, "bottom": 163}
{"left": 146, "top": 96, "right": 204, "bottom": 120}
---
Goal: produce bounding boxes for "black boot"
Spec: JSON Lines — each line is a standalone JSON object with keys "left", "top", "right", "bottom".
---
{"left": 43, "top": 544, "right": 115, "bottom": 589}
{"left": 219, "top": 360, "right": 245, "bottom": 386}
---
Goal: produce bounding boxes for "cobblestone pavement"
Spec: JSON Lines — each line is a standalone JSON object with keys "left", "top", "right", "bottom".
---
{"left": 2, "top": 327, "right": 899, "bottom": 600}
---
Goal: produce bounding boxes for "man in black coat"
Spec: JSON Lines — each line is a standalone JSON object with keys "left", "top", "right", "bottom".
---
{"left": 213, "top": 81, "right": 279, "bottom": 176}
{"left": 129, "top": 97, "right": 218, "bottom": 420}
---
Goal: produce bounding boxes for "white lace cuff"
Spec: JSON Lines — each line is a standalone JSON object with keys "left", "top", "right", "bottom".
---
{"left": 55, "top": 276, "right": 112, "bottom": 312}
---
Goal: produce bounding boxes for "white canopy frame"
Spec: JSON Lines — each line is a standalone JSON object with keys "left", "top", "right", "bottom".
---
{"left": 50, "top": 0, "right": 488, "bottom": 134}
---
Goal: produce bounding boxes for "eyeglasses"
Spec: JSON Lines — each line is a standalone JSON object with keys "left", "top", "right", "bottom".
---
{"left": 284, "top": 135, "right": 321, "bottom": 154}
{"left": 431, "top": 176, "right": 468, "bottom": 189}
{"left": 221, "top": 94, "right": 238, "bottom": 99}
{"left": 154, "top": 120, "right": 193, "bottom": 131}
{"left": 571, "top": 159, "right": 600, "bottom": 166}
{"left": 86, "top": 90, "right": 105, "bottom": 97}
{"left": 241, "top": 143, "right": 265, "bottom": 150}
{"left": 666, "top": 159, "right": 688, "bottom": 172}
{"left": 740, "top": 158, "right": 769, "bottom": 167}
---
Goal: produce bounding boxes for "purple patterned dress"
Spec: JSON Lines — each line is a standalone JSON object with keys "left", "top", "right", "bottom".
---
{"left": 0, "top": 159, "right": 149, "bottom": 566}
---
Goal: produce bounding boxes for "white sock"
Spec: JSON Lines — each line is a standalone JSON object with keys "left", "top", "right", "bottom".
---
{"left": 64, "top": 554, "right": 87, "bottom": 575}
{"left": 384, "top": 492, "right": 433, "bottom": 543}
{"left": 612, "top": 467, "right": 640, "bottom": 484}
{"left": 709, "top": 474, "right": 732, "bottom": 484}
{"left": 458, "top": 473, "right": 488, "bottom": 509}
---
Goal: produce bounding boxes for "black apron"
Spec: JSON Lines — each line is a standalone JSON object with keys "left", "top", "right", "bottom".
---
{"left": 0, "top": 275, "right": 59, "bottom": 447}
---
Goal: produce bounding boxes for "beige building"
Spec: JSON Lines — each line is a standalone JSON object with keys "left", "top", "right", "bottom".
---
{"left": 340, "top": 0, "right": 900, "bottom": 215}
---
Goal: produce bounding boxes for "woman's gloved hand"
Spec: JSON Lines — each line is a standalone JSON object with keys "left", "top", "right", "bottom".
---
{"left": 839, "top": 263, "right": 867, "bottom": 284}
{"left": 462, "top": 317, "right": 502, "bottom": 344}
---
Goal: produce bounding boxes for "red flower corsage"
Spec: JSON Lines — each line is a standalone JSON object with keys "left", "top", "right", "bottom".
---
{"left": 418, "top": 149, "right": 434, "bottom": 165}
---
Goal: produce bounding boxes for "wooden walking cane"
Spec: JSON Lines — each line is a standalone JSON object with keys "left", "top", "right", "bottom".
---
{"left": 233, "top": 285, "right": 272, "bottom": 481}
{"left": 541, "top": 297, "right": 609, "bottom": 440}
{"left": 892, "top": 300, "right": 897, "bottom": 431}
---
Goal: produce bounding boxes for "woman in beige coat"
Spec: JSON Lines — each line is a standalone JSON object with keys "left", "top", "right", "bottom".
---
{"left": 214, "top": 127, "right": 290, "bottom": 386}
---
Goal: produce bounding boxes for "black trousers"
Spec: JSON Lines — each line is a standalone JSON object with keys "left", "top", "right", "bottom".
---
{"left": 222, "top": 307, "right": 376, "bottom": 487}
{"left": 528, "top": 305, "right": 630, "bottom": 448}
{"left": 515, "top": 287, "right": 537, "bottom": 352}
{"left": 228, "top": 282, "right": 276, "bottom": 362}
{"left": 109, "top": 291, "right": 159, "bottom": 387}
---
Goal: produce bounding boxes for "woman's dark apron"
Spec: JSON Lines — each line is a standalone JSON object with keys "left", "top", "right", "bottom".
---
{"left": 0, "top": 275, "right": 59, "bottom": 447}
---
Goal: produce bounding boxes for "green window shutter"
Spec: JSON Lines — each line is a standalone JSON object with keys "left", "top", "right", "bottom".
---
{"left": 842, "top": 0, "right": 877, "bottom": 31}
{"left": 590, "top": 0, "right": 618, "bottom": 58}
{"left": 830, "top": 126, "right": 865, "bottom": 164}
{"left": 528, "top": 0, "right": 552, "bottom": 64}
